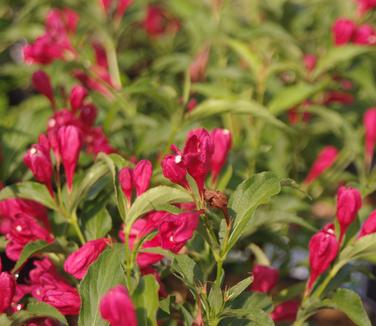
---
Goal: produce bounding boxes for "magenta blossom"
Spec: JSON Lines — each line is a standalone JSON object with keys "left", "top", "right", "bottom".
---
{"left": 364, "top": 108, "right": 376, "bottom": 166}
{"left": 336, "top": 186, "right": 362, "bottom": 242}
{"left": 353, "top": 24, "right": 376, "bottom": 45}
{"left": 359, "top": 210, "right": 376, "bottom": 238}
{"left": 99, "top": 285, "right": 138, "bottom": 326}
{"left": 271, "top": 300, "right": 300, "bottom": 322}
{"left": 250, "top": 265, "right": 279, "bottom": 294}
{"left": 32, "top": 71, "right": 55, "bottom": 107}
{"left": 210, "top": 128, "right": 232, "bottom": 183}
{"left": 332, "top": 18, "right": 357, "bottom": 45}
{"left": 64, "top": 238, "right": 109, "bottom": 279}
{"left": 304, "top": 146, "right": 338, "bottom": 185}
{"left": 0, "top": 259, "right": 16, "bottom": 313}
{"left": 69, "top": 85, "right": 88, "bottom": 112}
{"left": 307, "top": 224, "right": 339, "bottom": 291}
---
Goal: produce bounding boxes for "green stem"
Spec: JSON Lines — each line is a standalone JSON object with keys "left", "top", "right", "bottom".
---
{"left": 215, "top": 259, "right": 223, "bottom": 286}
{"left": 104, "top": 37, "right": 122, "bottom": 89}
{"left": 70, "top": 212, "right": 86, "bottom": 245}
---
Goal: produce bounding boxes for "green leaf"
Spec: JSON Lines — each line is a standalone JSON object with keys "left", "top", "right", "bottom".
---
{"left": 0, "top": 182, "right": 56, "bottom": 210}
{"left": 171, "top": 254, "right": 202, "bottom": 288}
{"left": 78, "top": 244, "right": 126, "bottom": 326}
{"left": 226, "top": 172, "right": 281, "bottom": 253}
{"left": 27, "top": 301, "right": 69, "bottom": 325}
{"left": 84, "top": 208, "right": 112, "bottom": 240}
{"left": 323, "top": 288, "right": 371, "bottom": 326}
{"left": 226, "top": 277, "right": 253, "bottom": 302}
{"left": 339, "top": 233, "right": 376, "bottom": 264}
{"left": 313, "top": 45, "right": 370, "bottom": 78}
{"left": 0, "top": 314, "right": 12, "bottom": 326}
{"left": 13, "top": 240, "right": 63, "bottom": 272}
{"left": 186, "top": 99, "right": 290, "bottom": 131}
{"left": 268, "top": 82, "right": 324, "bottom": 115}
{"left": 69, "top": 161, "right": 109, "bottom": 213}
{"left": 132, "top": 275, "right": 160, "bottom": 326}
{"left": 209, "top": 284, "right": 224, "bottom": 316}
{"left": 221, "top": 308, "right": 275, "bottom": 326}
{"left": 126, "top": 186, "right": 191, "bottom": 227}
{"left": 225, "top": 38, "right": 262, "bottom": 77}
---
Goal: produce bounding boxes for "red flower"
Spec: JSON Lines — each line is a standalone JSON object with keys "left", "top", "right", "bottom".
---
{"left": 250, "top": 265, "right": 279, "bottom": 293}
{"left": 332, "top": 18, "right": 357, "bottom": 46}
{"left": 32, "top": 71, "right": 55, "bottom": 107}
{"left": 271, "top": 300, "right": 300, "bottom": 322}
{"left": 356, "top": 0, "right": 376, "bottom": 15}
{"left": 69, "top": 85, "right": 88, "bottom": 112}
{"left": 30, "top": 258, "right": 80, "bottom": 315}
{"left": 359, "top": 210, "right": 376, "bottom": 238}
{"left": 210, "top": 129, "right": 232, "bottom": 183}
{"left": 99, "top": 285, "right": 137, "bottom": 326}
{"left": 24, "top": 143, "right": 54, "bottom": 194}
{"left": 336, "top": 186, "right": 362, "bottom": 242}
{"left": 119, "top": 167, "right": 133, "bottom": 203}
{"left": 364, "top": 108, "right": 376, "bottom": 165}
{"left": 304, "top": 146, "right": 338, "bottom": 185}
{"left": 353, "top": 24, "right": 376, "bottom": 46}
{"left": 143, "top": 6, "right": 180, "bottom": 37}
{"left": 161, "top": 149, "right": 188, "bottom": 189}
{"left": 303, "top": 54, "right": 317, "bottom": 72}
{"left": 5, "top": 214, "right": 53, "bottom": 261}
{"left": 307, "top": 224, "right": 339, "bottom": 291}
{"left": 64, "top": 238, "right": 109, "bottom": 279}
{"left": 0, "top": 259, "right": 16, "bottom": 313}
{"left": 57, "top": 125, "right": 82, "bottom": 191}
{"left": 323, "top": 91, "right": 354, "bottom": 106}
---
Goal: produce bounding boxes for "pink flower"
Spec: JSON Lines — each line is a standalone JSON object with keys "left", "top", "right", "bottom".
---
{"left": 64, "top": 238, "right": 109, "bottom": 279}
{"left": 271, "top": 300, "right": 300, "bottom": 322}
{"left": 0, "top": 259, "right": 16, "bottom": 313}
{"left": 210, "top": 129, "right": 232, "bottom": 183}
{"left": 364, "top": 108, "right": 376, "bottom": 165}
{"left": 116, "top": 0, "right": 133, "bottom": 20}
{"left": 99, "top": 285, "right": 137, "bottom": 326}
{"left": 322, "top": 91, "right": 354, "bottom": 105}
{"left": 307, "top": 224, "right": 339, "bottom": 291}
{"left": 161, "top": 151, "right": 188, "bottom": 189}
{"left": 332, "top": 18, "right": 357, "bottom": 46}
{"left": 304, "top": 146, "right": 338, "bottom": 185}
{"left": 30, "top": 258, "right": 80, "bottom": 315}
{"left": 336, "top": 186, "right": 362, "bottom": 242}
{"left": 359, "top": 210, "right": 376, "bottom": 238}
{"left": 250, "top": 265, "right": 279, "bottom": 293}
{"left": 189, "top": 46, "right": 210, "bottom": 83}
{"left": 303, "top": 54, "right": 317, "bottom": 72}
{"left": 143, "top": 6, "right": 180, "bottom": 37}
{"left": 45, "top": 8, "right": 79, "bottom": 35}
{"left": 69, "top": 85, "right": 88, "bottom": 112}
{"left": 356, "top": 0, "right": 376, "bottom": 15}
{"left": 24, "top": 143, "right": 53, "bottom": 194}
{"left": 119, "top": 160, "right": 153, "bottom": 203}
{"left": 133, "top": 160, "right": 152, "bottom": 196}
{"left": 79, "top": 104, "right": 98, "bottom": 128}
{"left": 186, "top": 98, "right": 198, "bottom": 112}
{"left": 119, "top": 167, "right": 133, "bottom": 202}
{"left": 32, "top": 71, "right": 55, "bottom": 107}
{"left": 0, "top": 199, "right": 49, "bottom": 234}
{"left": 57, "top": 125, "right": 82, "bottom": 191}
{"left": 353, "top": 24, "right": 376, "bottom": 45}
{"left": 288, "top": 106, "right": 311, "bottom": 125}
{"left": 5, "top": 214, "right": 53, "bottom": 261}
{"left": 85, "top": 127, "right": 115, "bottom": 155}
{"left": 47, "top": 109, "right": 77, "bottom": 131}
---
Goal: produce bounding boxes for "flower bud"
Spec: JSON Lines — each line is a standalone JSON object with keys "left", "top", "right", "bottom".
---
{"left": 116, "top": 0, "right": 133, "bottom": 20}
{"left": 57, "top": 125, "right": 82, "bottom": 191}
{"left": 250, "top": 265, "right": 279, "bottom": 293}
{"left": 64, "top": 238, "right": 109, "bottom": 279}
{"left": 336, "top": 186, "right": 362, "bottom": 241}
{"left": 359, "top": 210, "right": 376, "bottom": 238}
{"left": 32, "top": 71, "right": 55, "bottom": 106}
{"left": 364, "top": 108, "right": 376, "bottom": 166}
{"left": 99, "top": 285, "right": 138, "bottom": 326}
{"left": 307, "top": 224, "right": 339, "bottom": 291}
{"left": 271, "top": 300, "right": 299, "bottom": 322}
{"left": 24, "top": 144, "right": 53, "bottom": 194}
{"left": 304, "top": 146, "right": 338, "bottom": 185}
{"left": 133, "top": 160, "right": 152, "bottom": 196}
{"left": 353, "top": 24, "right": 376, "bottom": 45}
{"left": 119, "top": 167, "right": 133, "bottom": 202}
{"left": 303, "top": 54, "right": 317, "bottom": 72}
{"left": 0, "top": 260, "right": 16, "bottom": 313}
{"left": 70, "top": 85, "right": 88, "bottom": 112}
{"left": 332, "top": 18, "right": 357, "bottom": 46}
{"left": 356, "top": 0, "right": 376, "bottom": 15}
{"left": 210, "top": 129, "right": 232, "bottom": 183}
{"left": 161, "top": 153, "right": 188, "bottom": 188}
{"left": 79, "top": 104, "right": 97, "bottom": 128}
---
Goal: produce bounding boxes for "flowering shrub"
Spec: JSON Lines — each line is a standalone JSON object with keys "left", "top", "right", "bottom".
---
{"left": 0, "top": 0, "right": 376, "bottom": 325}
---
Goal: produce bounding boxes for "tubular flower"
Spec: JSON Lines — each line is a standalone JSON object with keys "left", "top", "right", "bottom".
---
{"left": 336, "top": 186, "right": 362, "bottom": 242}
{"left": 359, "top": 210, "right": 376, "bottom": 238}
{"left": 364, "top": 108, "right": 376, "bottom": 165}
{"left": 304, "top": 146, "right": 338, "bottom": 185}
{"left": 332, "top": 18, "right": 357, "bottom": 45}
{"left": 64, "top": 238, "right": 109, "bottom": 279}
{"left": 250, "top": 265, "right": 279, "bottom": 294}
{"left": 307, "top": 224, "right": 339, "bottom": 291}
{"left": 99, "top": 285, "right": 138, "bottom": 326}
{"left": 32, "top": 71, "right": 55, "bottom": 106}
{"left": 210, "top": 128, "right": 232, "bottom": 183}
{"left": 271, "top": 300, "right": 300, "bottom": 322}
{"left": 0, "top": 259, "right": 16, "bottom": 314}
